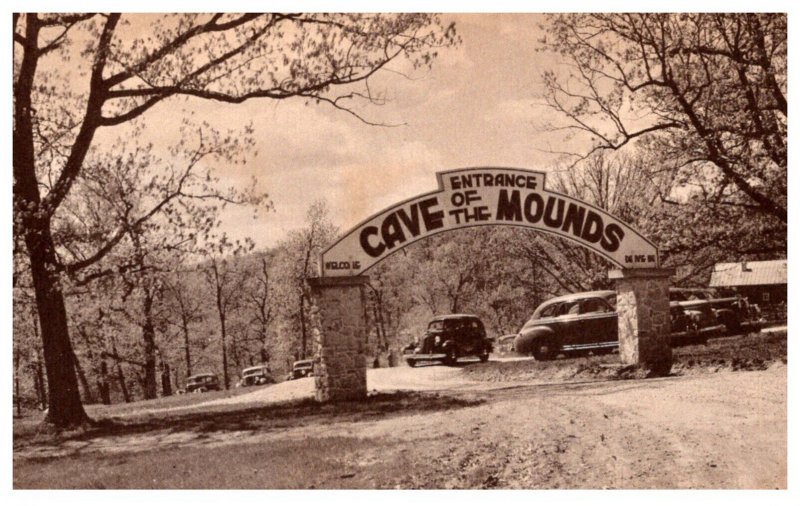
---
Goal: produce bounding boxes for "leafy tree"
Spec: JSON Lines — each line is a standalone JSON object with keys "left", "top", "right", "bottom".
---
{"left": 13, "top": 13, "right": 457, "bottom": 427}
{"left": 542, "top": 13, "right": 786, "bottom": 224}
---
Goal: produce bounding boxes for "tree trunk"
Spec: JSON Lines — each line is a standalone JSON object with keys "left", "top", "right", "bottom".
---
{"left": 141, "top": 290, "right": 158, "bottom": 399}
{"left": 299, "top": 292, "right": 307, "bottom": 359}
{"left": 211, "top": 260, "right": 230, "bottom": 389}
{"left": 109, "top": 335, "right": 131, "bottom": 403}
{"left": 220, "top": 314, "right": 229, "bottom": 390}
{"left": 161, "top": 361, "right": 173, "bottom": 397}
{"left": 97, "top": 359, "right": 111, "bottom": 405}
{"left": 32, "top": 362, "right": 46, "bottom": 410}
{"left": 71, "top": 347, "right": 96, "bottom": 404}
{"left": 231, "top": 330, "right": 240, "bottom": 372}
{"left": 27, "top": 235, "right": 88, "bottom": 426}
{"left": 181, "top": 314, "right": 192, "bottom": 377}
{"left": 14, "top": 350, "right": 21, "bottom": 417}
{"left": 31, "top": 346, "right": 47, "bottom": 410}
{"left": 15, "top": 16, "right": 88, "bottom": 428}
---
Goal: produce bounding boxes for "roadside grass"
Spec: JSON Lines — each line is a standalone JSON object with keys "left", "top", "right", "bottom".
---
{"left": 673, "top": 330, "right": 786, "bottom": 370}
{"left": 463, "top": 331, "right": 787, "bottom": 383}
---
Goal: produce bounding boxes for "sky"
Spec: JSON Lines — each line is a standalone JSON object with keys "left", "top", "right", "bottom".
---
{"left": 12, "top": 5, "right": 792, "bottom": 255}
{"left": 154, "top": 13, "right": 571, "bottom": 250}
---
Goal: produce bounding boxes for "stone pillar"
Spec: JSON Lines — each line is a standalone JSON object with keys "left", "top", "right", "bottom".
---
{"left": 609, "top": 268, "right": 675, "bottom": 376}
{"left": 307, "top": 275, "right": 369, "bottom": 402}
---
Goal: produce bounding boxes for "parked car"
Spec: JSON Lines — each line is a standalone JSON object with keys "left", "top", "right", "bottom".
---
{"left": 669, "top": 287, "right": 763, "bottom": 335}
{"left": 287, "top": 359, "right": 314, "bottom": 380}
{"left": 185, "top": 373, "right": 221, "bottom": 393}
{"left": 404, "top": 314, "right": 493, "bottom": 367}
{"left": 236, "top": 365, "right": 274, "bottom": 387}
{"left": 513, "top": 290, "right": 725, "bottom": 360}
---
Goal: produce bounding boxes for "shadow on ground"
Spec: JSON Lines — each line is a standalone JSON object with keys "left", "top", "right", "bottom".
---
{"left": 14, "top": 391, "right": 483, "bottom": 450}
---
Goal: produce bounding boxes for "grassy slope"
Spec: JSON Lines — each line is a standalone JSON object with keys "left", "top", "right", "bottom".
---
{"left": 462, "top": 331, "right": 787, "bottom": 383}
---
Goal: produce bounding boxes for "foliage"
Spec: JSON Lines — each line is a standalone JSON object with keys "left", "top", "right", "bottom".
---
{"left": 541, "top": 13, "right": 786, "bottom": 224}
{"left": 13, "top": 12, "right": 457, "bottom": 426}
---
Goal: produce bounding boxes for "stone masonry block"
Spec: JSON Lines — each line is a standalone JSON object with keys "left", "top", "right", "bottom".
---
{"left": 611, "top": 268, "right": 674, "bottom": 376}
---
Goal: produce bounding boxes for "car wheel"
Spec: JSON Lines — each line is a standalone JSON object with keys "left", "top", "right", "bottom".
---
{"left": 532, "top": 341, "right": 555, "bottom": 361}
{"left": 444, "top": 347, "right": 458, "bottom": 366}
{"left": 479, "top": 349, "right": 490, "bottom": 363}
{"left": 687, "top": 322, "right": 700, "bottom": 345}
{"left": 197, "top": 386, "right": 207, "bottom": 393}
{"left": 723, "top": 315, "right": 741, "bottom": 335}
{"left": 407, "top": 359, "right": 417, "bottom": 368}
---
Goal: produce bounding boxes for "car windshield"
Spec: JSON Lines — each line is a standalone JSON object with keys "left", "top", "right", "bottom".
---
{"left": 294, "top": 361, "right": 312, "bottom": 368}
{"left": 428, "top": 321, "right": 444, "bottom": 331}
{"left": 243, "top": 368, "right": 263, "bottom": 375}
{"left": 188, "top": 375, "right": 213, "bottom": 383}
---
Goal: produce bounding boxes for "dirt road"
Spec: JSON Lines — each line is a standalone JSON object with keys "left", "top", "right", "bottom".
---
{"left": 14, "top": 361, "right": 786, "bottom": 489}
{"left": 115, "top": 360, "right": 488, "bottom": 416}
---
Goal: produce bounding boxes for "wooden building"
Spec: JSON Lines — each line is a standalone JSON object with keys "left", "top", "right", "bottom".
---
{"left": 709, "top": 260, "right": 787, "bottom": 320}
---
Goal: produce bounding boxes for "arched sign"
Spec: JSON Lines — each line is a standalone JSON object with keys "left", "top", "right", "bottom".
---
{"left": 321, "top": 167, "right": 659, "bottom": 276}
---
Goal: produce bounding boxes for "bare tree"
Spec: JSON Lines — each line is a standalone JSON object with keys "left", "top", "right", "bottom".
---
{"left": 283, "top": 201, "right": 338, "bottom": 359}
{"left": 163, "top": 273, "right": 204, "bottom": 379}
{"left": 243, "top": 253, "right": 278, "bottom": 366}
{"left": 202, "top": 238, "right": 253, "bottom": 389}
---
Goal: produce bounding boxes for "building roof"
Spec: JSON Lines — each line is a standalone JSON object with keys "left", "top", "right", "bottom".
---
{"left": 709, "top": 260, "right": 787, "bottom": 287}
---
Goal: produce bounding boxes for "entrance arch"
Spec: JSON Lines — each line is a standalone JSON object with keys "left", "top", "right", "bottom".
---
{"left": 309, "top": 168, "right": 673, "bottom": 402}
{"left": 321, "top": 167, "right": 658, "bottom": 277}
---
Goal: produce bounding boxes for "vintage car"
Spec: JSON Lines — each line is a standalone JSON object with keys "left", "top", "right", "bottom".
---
{"left": 669, "top": 287, "right": 762, "bottom": 335}
{"left": 236, "top": 365, "right": 274, "bottom": 387}
{"left": 185, "top": 373, "right": 221, "bottom": 393}
{"left": 404, "top": 314, "right": 493, "bottom": 367}
{"left": 287, "top": 359, "right": 314, "bottom": 380}
{"left": 513, "top": 290, "right": 725, "bottom": 360}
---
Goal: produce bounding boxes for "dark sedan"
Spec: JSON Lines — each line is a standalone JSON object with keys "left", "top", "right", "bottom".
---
{"left": 185, "top": 373, "right": 221, "bottom": 393}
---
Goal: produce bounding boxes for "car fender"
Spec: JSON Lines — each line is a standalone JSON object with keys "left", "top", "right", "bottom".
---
{"left": 441, "top": 340, "right": 457, "bottom": 353}
{"left": 714, "top": 307, "right": 741, "bottom": 333}
{"left": 514, "top": 326, "right": 556, "bottom": 355}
